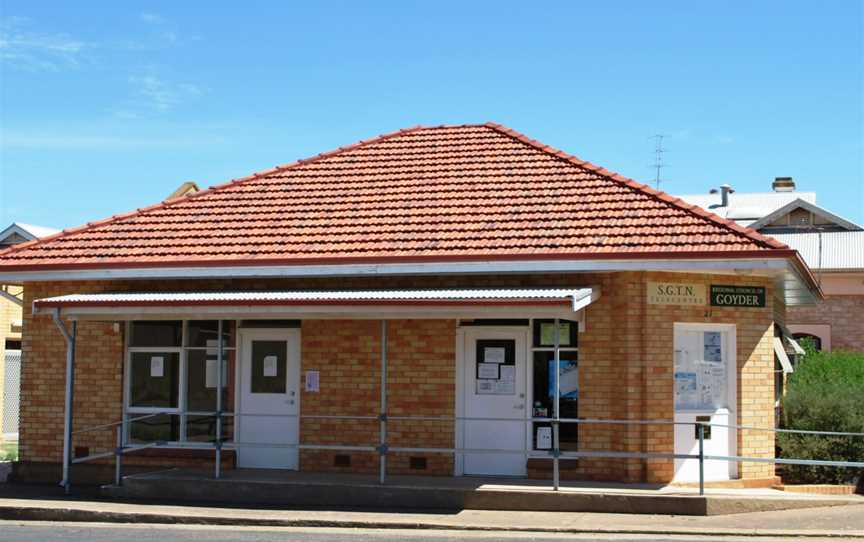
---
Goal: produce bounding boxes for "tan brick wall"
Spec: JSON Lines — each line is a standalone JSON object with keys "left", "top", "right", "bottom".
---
{"left": 18, "top": 272, "right": 778, "bottom": 483}
{"left": 788, "top": 295, "right": 864, "bottom": 352}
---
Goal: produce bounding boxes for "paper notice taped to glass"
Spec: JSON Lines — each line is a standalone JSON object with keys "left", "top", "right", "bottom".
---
{"left": 150, "top": 356, "right": 164, "bottom": 377}
{"left": 263, "top": 355, "right": 278, "bottom": 377}
{"left": 484, "top": 347, "right": 506, "bottom": 364}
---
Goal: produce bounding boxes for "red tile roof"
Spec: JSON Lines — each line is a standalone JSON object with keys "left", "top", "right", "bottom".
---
{"left": 0, "top": 123, "right": 790, "bottom": 271}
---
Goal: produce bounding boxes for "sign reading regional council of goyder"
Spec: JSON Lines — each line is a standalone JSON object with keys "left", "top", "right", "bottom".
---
{"left": 647, "top": 281, "right": 706, "bottom": 306}
{"left": 710, "top": 285, "right": 766, "bottom": 308}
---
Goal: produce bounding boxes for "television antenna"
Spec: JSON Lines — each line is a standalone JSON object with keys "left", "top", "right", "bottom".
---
{"left": 650, "top": 134, "right": 668, "bottom": 190}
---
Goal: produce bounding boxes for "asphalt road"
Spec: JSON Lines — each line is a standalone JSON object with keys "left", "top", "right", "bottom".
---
{"left": 0, "top": 521, "right": 836, "bottom": 542}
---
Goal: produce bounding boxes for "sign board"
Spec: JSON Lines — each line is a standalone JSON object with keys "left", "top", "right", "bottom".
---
{"left": 647, "top": 281, "right": 706, "bottom": 306}
{"left": 710, "top": 285, "right": 766, "bottom": 308}
{"left": 305, "top": 370, "right": 320, "bottom": 392}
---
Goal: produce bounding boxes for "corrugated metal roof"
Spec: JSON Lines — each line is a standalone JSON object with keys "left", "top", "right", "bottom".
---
{"left": 772, "top": 231, "right": 864, "bottom": 270}
{"left": 677, "top": 192, "right": 816, "bottom": 225}
{"left": 34, "top": 287, "right": 594, "bottom": 308}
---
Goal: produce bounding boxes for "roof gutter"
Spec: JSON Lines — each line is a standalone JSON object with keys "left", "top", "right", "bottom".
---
{"left": 1, "top": 251, "right": 821, "bottom": 305}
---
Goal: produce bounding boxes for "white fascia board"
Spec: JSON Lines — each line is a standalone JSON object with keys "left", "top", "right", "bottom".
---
{"left": 0, "top": 257, "right": 792, "bottom": 283}
{"left": 48, "top": 304, "right": 583, "bottom": 322}
{"left": 3, "top": 256, "right": 817, "bottom": 305}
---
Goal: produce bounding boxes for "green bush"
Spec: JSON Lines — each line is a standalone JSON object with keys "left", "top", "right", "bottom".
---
{"left": 0, "top": 442, "right": 17, "bottom": 462}
{"left": 779, "top": 343, "right": 864, "bottom": 484}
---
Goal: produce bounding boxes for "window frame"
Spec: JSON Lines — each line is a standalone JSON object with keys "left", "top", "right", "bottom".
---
{"left": 527, "top": 318, "right": 579, "bottom": 453}
{"left": 123, "top": 320, "right": 238, "bottom": 447}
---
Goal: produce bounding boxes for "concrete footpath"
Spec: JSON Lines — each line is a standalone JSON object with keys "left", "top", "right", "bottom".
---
{"left": 0, "top": 492, "right": 862, "bottom": 538}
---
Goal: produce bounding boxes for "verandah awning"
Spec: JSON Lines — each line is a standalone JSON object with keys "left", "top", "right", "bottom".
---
{"left": 33, "top": 287, "right": 599, "bottom": 321}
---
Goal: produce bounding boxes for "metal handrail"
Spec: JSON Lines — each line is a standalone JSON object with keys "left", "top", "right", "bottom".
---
{"left": 69, "top": 408, "right": 863, "bottom": 497}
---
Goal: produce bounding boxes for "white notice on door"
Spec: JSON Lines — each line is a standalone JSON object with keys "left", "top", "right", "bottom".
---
{"left": 263, "top": 355, "right": 278, "bottom": 377}
{"left": 477, "top": 363, "right": 499, "bottom": 379}
{"left": 484, "top": 347, "right": 506, "bottom": 364}
{"left": 150, "top": 356, "right": 164, "bottom": 377}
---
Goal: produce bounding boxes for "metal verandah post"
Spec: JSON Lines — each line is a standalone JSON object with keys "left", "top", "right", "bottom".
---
{"left": 115, "top": 425, "right": 123, "bottom": 486}
{"left": 215, "top": 320, "right": 223, "bottom": 479}
{"left": 553, "top": 317, "right": 560, "bottom": 491}
{"left": 379, "top": 320, "right": 388, "bottom": 485}
{"left": 53, "top": 310, "right": 77, "bottom": 495}
{"left": 698, "top": 423, "right": 705, "bottom": 496}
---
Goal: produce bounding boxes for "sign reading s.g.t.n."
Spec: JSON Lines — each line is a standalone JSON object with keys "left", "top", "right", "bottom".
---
{"left": 647, "top": 282, "right": 706, "bottom": 306}
{"left": 710, "top": 285, "right": 766, "bottom": 308}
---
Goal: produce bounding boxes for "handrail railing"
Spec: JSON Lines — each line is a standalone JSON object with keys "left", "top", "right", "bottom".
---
{"left": 70, "top": 410, "right": 864, "bottom": 496}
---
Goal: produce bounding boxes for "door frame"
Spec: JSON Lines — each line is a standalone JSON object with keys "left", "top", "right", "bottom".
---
{"left": 455, "top": 325, "right": 531, "bottom": 476}
{"left": 672, "top": 322, "right": 738, "bottom": 480}
{"left": 235, "top": 327, "right": 301, "bottom": 469}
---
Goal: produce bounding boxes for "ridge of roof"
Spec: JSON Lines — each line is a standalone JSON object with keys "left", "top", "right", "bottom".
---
{"left": 482, "top": 122, "right": 788, "bottom": 251}
{"left": 0, "top": 124, "right": 437, "bottom": 260}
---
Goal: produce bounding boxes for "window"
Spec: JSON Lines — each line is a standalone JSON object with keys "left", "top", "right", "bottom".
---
{"left": 125, "top": 320, "right": 236, "bottom": 445}
{"left": 792, "top": 333, "right": 822, "bottom": 352}
{"left": 531, "top": 319, "right": 578, "bottom": 451}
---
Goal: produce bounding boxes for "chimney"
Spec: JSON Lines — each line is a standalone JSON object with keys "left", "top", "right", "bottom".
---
{"left": 709, "top": 184, "right": 735, "bottom": 207}
{"left": 772, "top": 177, "right": 795, "bottom": 192}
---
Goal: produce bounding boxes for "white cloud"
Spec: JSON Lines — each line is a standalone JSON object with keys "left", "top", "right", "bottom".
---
{"left": 139, "top": 12, "right": 167, "bottom": 25}
{"left": 127, "top": 74, "right": 204, "bottom": 112}
{"left": 0, "top": 16, "right": 89, "bottom": 71}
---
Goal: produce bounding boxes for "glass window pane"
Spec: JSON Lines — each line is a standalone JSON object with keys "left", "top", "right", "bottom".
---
{"left": 251, "top": 340, "right": 287, "bottom": 394}
{"left": 532, "top": 319, "right": 578, "bottom": 348}
{"left": 128, "top": 413, "right": 179, "bottom": 443}
{"left": 186, "top": 414, "right": 234, "bottom": 443}
{"left": 187, "top": 320, "right": 236, "bottom": 348}
{"left": 130, "top": 321, "right": 182, "bottom": 347}
{"left": 186, "top": 349, "right": 235, "bottom": 411}
{"left": 129, "top": 352, "right": 180, "bottom": 408}
{"left": 532, "top": 350, "right": 578, "bottom": 450}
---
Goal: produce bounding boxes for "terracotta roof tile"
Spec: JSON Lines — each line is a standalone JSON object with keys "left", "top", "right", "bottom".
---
{"left": 0, "top": 123, "right": 789, "bottom": 270}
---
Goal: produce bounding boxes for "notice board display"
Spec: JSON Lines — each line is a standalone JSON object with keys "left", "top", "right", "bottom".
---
{"left": 675, "top": 331, "right": 728, "bottom": 410}
{"left": 475, "top": 339, "right": 516, "bottom": 395}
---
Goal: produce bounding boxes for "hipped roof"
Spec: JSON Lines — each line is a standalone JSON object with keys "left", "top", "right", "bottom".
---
{"left": 0, "top": 123, "right": 792, "bottom": 272}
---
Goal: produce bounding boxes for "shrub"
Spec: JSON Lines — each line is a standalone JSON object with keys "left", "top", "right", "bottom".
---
{"left": 778, "top": 344, "right": 864, "bottom": 484}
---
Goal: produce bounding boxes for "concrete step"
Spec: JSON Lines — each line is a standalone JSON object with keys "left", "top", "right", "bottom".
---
{"left": 103, "top": 470, "right": 864, "bottom": 516}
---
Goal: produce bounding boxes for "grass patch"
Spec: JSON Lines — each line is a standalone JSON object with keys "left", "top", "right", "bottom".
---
{"left": 0, "top": 442, "right": 18, "bottom": 462}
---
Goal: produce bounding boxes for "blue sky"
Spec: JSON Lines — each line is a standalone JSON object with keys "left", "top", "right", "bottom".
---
{"left": 1, "top": 1, "right": 862, "bottom": 229}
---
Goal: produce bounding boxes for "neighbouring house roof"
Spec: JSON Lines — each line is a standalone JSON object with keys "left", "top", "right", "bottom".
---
{"left": 0, "top": 123, "right": 792, "bottom": 272}
{"left": 677, "top": 191, "right": 817, "bottom": 227}
{"left": 167, "top": 181, "right": 200, "bottom": 199}
{"left": 771, "top": 231, "right": 864, "bottom": 271}
{"left": 0, "top": 222, "right": 61, "bottom": 247}
{"left": 746, "top": 198, "right": 863, "bottom": 232}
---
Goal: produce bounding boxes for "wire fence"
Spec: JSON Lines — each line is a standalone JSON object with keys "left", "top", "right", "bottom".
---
{"left": 2, "top": 350, "right": 21, "bottom": 439}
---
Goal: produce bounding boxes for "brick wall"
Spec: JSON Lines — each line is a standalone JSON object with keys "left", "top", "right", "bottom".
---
{"left": 18, "top": 272, "right": 778, "bottom": 483}
{"left": 788, "top": 295, "right": 864, "bottom": 352}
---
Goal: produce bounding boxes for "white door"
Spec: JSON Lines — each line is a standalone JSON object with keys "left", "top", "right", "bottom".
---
{"left": 237, "top": 328, "right": 300, "bottom": 469}
{"left": 673, "top": 324, "right": 737, "bottom": 481}
{"left": 461, "top": 328, "right": 527, "bottom": 476}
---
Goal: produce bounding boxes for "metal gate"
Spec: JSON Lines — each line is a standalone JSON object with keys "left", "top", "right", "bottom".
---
{"left": 3, "top": 350, "right": 20, "bottom": 439}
